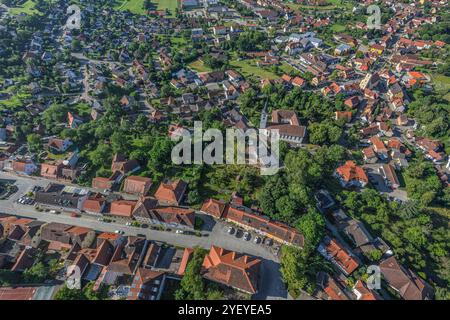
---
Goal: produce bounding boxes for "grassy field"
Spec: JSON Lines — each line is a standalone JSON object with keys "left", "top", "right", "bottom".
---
{"left": 8, "top": 0, "right": 40, "bottom": 15}
{"left": 431, "top": 73, "right": 450, "bottom": 101}
{"left": 330, "top": 23, "right": 347, "bottom": 33}
{"left": 287, "top": 0, "right": 353, "bottom": 11}
{"left": 229, "top": 59, "right": 279, "bottom": 80}
{"left": 115, "top": 0, "right": 178, "bottom": 16}
{"left": 188, "top": 60, "right": 212, "bottom": 73}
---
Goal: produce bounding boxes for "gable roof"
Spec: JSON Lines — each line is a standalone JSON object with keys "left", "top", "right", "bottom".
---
{"left": 379, "top": 256, "right": 434, "bottom": 300}
{"left": 154, "top": 180, "right": 187, "bottom": 204}
{"left": 109, "top": 200, "right": 137, "bottom": 218}
{"left": 202, "top": 246, "right": 261, "bottom": 294}
{"left": 200, "top": 198, "right": 226, "bottom": 218}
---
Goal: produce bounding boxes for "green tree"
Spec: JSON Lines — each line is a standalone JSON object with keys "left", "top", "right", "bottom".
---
{"left": 27, "top": 133, "right": 42, "bottom": 152}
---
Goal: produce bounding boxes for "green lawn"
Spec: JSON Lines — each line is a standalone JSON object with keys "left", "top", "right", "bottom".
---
{"left": 287, "top": 0, "right": 353, "bottom": 11}
{"left": 188, "top": 60, "right": 212, "bottom": 73}
{"left": 330, "top": 24, "right": 347, "bottom": 32}
{"left": 115, "top": 0, "right": 147, "bottom": 14}
{"left": 115, "top": 0, "right": 178, "bottom": 16}
{"left": 8, "top": 0, "right": 40, "bottom": 15}
{"left": 229, "top": 59, "right": 279, "bottom": 80}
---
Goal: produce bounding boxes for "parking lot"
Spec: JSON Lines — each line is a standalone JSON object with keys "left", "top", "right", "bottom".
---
{"left": 219, "top": 224, "right": 281, "bottom": 257}
{"left": 363, "top": 164, "right": 409, "bottom": 202}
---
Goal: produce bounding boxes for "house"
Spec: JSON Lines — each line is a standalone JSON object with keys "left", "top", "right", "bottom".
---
{"left": 340, "top": 219, "right": 375, "bottom": 253}
{"left": 0, "top": 216, "right": 43, "bottom": 246}
{"left": 344, "top": 96, "right": 360, "bottom": 109}
{"left": 291, "top": 76, "right": 306, "bottom": 88}
{"left": 216, "top": 203, "right": 304, "bottom": 247}
{"left": 122, "top": 176, "right": 152, "bottom": 196}
{"left": 201, "top": 246, "right": 261, "bottom": 294}
{"left": 200, "top": 198, "right": 226, "bottom": 218}
{"left": 40, "top": 223, "right": 94, "bottom": 251}
{"left": 265, "top": 109, "right": 307, "bottom": 144}
{"left": 369, "top": 44, "right": 384, "bottom": 55}
{"left": 212, "top": 26, "right": 227, "bottom": 35}
{"left": 387, "top": 83, "right": 404, "bottom": 101}
{"left": 154, "top": 179, "right": 187, "bottom": 205}
{"left": 92, "top": 177, "right": 115, "bottom": 190}
{"left": 370, "top": 136, "right": 388, "bottom": 160}
{"left": 317, "top": 271, "right": 350, "bottom": 300}
{"left": 132, "top": 195, "right": 194, "bottom": 229}
{"left": 47, "top": 138, "right": 72, "bottom": 153}
{"left": 379, "top": 164, "right": 400, "bottom": 189}
{"left": 34, "top": 184, "right": 89, "bottom": 211}
{"left": 379, "top": 256, "right": 434, "bottom": 300}
{"left": 11, "top": 159, "right": 38, "bottom": 175}
{"left": 178, "top": 248, "right": 194, "bottom": 276}
{"left": 334, "top": 44, "right": 351, "bottom": 56}
{"left": 109, "top": 200, "right": 137, "bottom": 218}
{"left": 335, "top": 111, "right": 352, "bottom": 123}
{"left": 127, "top": 268, "right": 165, "bottom": 300}
{"left": 111, "top": 154, "right": 140, "bottom": 175}
{"left": 133, "top": 204, "right": 195, "bottom": 230}
{"left": 40, "top": 163, "right": 62, "bottom": 180}
{"left": 67, "top": 112, "right": 83, "bottom": 129}
{"left": 359, "top": 73, "right": 380, "bottom": 91}
{"left": 362, "top": 147, "right": 378, "bottom": 164}
{"left": 334, "top": 161, "right": 368, "bottom": 188}
{"left": 353, "top": 280, "right": 382, "bottom": 300}
{"left": 396, "top": 114, "right": 409, "bottom": 126}
{"left": 318, "top": 237, "right": 359, "bottom": 275}
{"left": 82, "top": 193, "right": 107, "bottom": 215}
{"left": 106, "top": 236, "right": 147, "bottom": 278}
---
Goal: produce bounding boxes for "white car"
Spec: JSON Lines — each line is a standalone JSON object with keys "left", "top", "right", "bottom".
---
{"left": 175, "top": 230, "right": 184, "bottom": 234}
{"left": 125, "top": 222, "right": 131, "bottom": 226}
{"left": 114, "top": 230, "right": 124, "bottom": 234}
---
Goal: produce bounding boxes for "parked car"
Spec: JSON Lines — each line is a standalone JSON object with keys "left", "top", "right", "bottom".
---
{"left": 136, "top": 233, "right": 146, "bottom": 238}
{"left": 175, "top": 230, "right": 184, "bottom": 234}
{"left": 227, "top": 226, "right": 235, "bottom": 235}
{"left": 254, "top": 236, "right": 261, "bottom": 244}
{"left": 243, "top": 232, "right": 251, "bottom": 241}
{"left": 114, "top": 230, "right": 124, "bottom": 234}
{"left": 265, "top": 238, "right": 273, "bottom": 246}
{"left": 70, "top": 212, "right": 80, "bottom": 218}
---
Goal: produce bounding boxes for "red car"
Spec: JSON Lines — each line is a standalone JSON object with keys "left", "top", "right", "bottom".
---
{"left": 70, "top": 212, "right": 80, "bottom": 218}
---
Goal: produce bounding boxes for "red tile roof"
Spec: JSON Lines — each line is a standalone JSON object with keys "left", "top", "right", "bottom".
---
{"left": 202, "top": 246, "right": 261, "bottom": 294}
{"left": 123, "top": 176, "right": 153, "bottom": 195}
{"left": 109, "top": 200, "right": 137, "bottom": 218}
{"left": 223, "top": 204, "right": 304, "bottom": 247}
{"left": 0, "top": 287, "right": 36, "bottom": 300}
{"left": 335, "top": 161, "right": 368, "bottom": 184}
{"left": 177, "top": 248, "right": 194, "bottom": 276}
{"left": 323, "top": 237, "right": 359, "bottom": 275}
{"left": 154, "top": 180, "right": 187, "bottom": 205}
{"left": 201, "top": 199, "right": 226, "bottom": 218}
{"left": 353, "top": 280, "right": 381, "bottom": 300}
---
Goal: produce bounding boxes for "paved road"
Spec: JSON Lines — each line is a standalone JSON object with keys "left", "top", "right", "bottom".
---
{"left": 0, "top": 171, "right": 287, "bottom": 299}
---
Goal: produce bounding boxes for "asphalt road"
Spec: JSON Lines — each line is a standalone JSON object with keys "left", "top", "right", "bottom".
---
{"left": 0, "top": 171, "right": 288, "bottom": 299}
